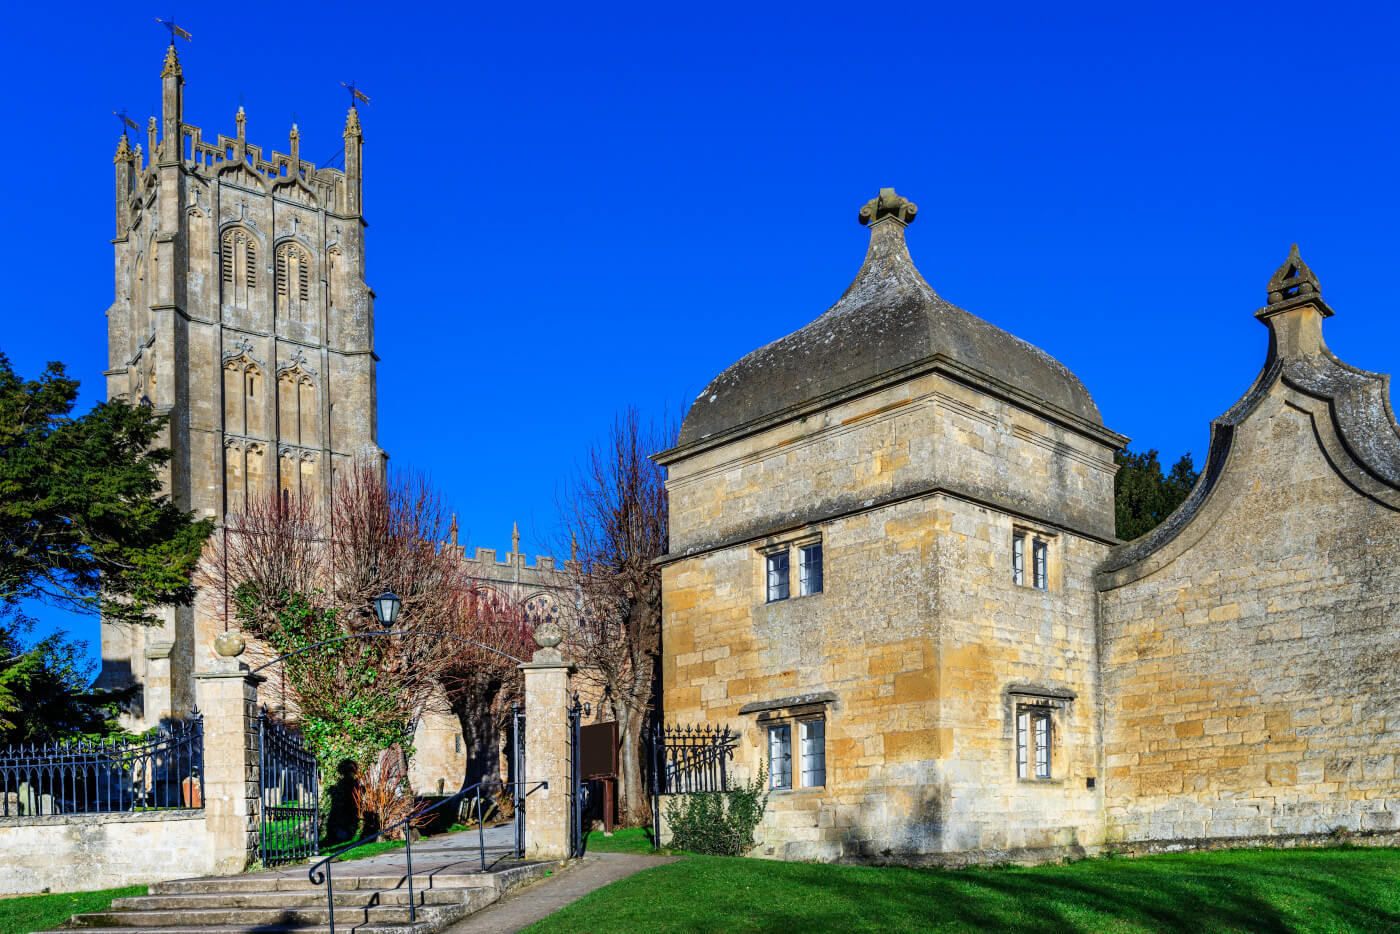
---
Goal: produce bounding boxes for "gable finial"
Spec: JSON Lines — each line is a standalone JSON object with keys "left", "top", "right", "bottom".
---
{"left": 512, "top": 521, "right": 521, "bottom": 555}
{"left": 858, "top": 188, "right": 918, "bottom": 228}
{"left": 1266, "top": 243, "right": 1321, "bottom": 306}
{"left": 448, "top": 513, "right": 458, "bottom": 546}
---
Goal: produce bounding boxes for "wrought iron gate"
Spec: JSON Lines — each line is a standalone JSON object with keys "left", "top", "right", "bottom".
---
{"left": 512, "top": 703, "right": 526, "bottom": 857}
{"left": 257, "top": 710, "right": 320, "bottom": 866}
{"left": 567, "top": 695, "right": 593, "bottom": 858}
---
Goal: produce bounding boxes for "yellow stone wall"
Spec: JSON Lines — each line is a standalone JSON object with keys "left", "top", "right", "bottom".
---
{"left": 1100, "top": 388, "right": 1400, "bottom": 843}
{"left": 663, "top": 370, "right": 1117, "bottom": 861}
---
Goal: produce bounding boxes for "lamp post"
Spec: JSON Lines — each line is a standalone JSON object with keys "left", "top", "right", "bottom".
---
{"left": 372, "top": 591, "right": 401, "bottom": 629}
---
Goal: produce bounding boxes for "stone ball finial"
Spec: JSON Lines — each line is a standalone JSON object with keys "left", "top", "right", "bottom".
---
{"left": 214, "top": 631, "right": 247, "bottom": 658}
{"left": 859, "top": 188, "right": 918, "bottom": 228}
{"left": 533, "top": 620, "right": 563, "bottom": 649}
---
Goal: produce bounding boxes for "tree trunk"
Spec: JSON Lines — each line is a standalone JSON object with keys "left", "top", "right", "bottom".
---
{"left": 450, "top": 677, "right": 502, "bottom": 790}
{"left": 611, "top": 694, "right": 651, "bottom": 826}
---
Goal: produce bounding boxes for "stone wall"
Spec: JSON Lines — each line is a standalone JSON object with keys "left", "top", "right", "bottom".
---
{"left": 1099, "top": 385, "right": 1400, "bottom": 844}
{"left": 0, "top": 811, "right": 217, "bottom": 895}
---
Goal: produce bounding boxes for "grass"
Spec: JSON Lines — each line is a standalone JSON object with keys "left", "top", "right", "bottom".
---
{"left": 0, "top": 885, "right": 146, "bottom": 934}
{"left": 520, "top": 845, "right": 1400, "bottom": 934}
{"left": 582, "top": 827, "right": 665, "bottom": 855}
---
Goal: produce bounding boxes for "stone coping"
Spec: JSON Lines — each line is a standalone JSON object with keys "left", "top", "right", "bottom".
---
{"left": 0, "top": 808, "right": 204, "bottom": 827}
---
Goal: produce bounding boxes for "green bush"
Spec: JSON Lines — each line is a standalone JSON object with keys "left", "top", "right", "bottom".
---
{"left": 664, "top": 769, "right": 769, "bottom": 856}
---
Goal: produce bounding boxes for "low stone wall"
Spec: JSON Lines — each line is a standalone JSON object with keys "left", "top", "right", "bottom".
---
{"left": 0, "top": 810, "right": 218, "bottom": 895}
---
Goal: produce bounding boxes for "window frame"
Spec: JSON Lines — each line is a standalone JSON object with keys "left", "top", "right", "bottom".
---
{"left": 1016, "top": 706, "right": 1053, "bottom": 780}
{"left": 798, "top": 718, "right": 826, "bottom": 788}
{"left": 765, "top": 550, "right": 790, "bottom": 603}
{"left": 768, "top": 723, "right": 793, "bottom": 790}
{"left": 798, "top": 543, "right": 823, "bottom": 596}
{"left": 1012, "top": 527, "right": 1056, "bottom": 591}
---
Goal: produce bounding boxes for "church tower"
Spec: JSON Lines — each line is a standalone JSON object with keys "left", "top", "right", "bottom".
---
{"left": 100, "top": 42, "right": 384, "bottom": 728}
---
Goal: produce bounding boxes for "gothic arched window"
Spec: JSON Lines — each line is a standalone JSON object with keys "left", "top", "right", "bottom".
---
{"left": 276, "top": 243, "right": 310, "bottom": 319}
{"left": 220, "top": 227, "right": 257, "bottom": 306}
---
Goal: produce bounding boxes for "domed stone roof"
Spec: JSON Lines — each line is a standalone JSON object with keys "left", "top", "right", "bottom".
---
{"left": 676, "top": 189, "right": 1103, "bottom": 449}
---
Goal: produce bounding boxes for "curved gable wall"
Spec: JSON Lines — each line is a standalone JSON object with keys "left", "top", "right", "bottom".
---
{"left": 1098, "top": 299, "right": 1400, "bottom": 845}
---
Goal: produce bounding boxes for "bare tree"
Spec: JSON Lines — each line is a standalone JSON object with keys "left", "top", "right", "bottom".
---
{"left": 437, "top": 585, "right": 533, "bottom": 791}
{"left": 559, "top": 408, "right": 674, "bottom": 826}
{"left": 196, "top": 465, "right": 528, "bottom": 831}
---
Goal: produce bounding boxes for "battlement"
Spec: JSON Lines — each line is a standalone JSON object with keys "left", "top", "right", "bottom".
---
{"left": 442, "top": 523, "right": 571, "bottom": 593}
{"left": 179, "top": 121, "right": 343, "bottom": 182}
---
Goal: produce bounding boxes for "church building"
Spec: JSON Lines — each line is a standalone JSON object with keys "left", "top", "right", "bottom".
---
{"left": 657, "top": 189, "right": 1400, "bottom": 862}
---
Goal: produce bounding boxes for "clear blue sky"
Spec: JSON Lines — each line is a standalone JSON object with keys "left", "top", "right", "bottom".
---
{"left": 4, "top": 2, "right": 1399, "bottom": 663}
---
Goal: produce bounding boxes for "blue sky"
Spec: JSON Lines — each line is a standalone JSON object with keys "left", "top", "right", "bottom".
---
{"left": 4, "top": 2, "right": 1399, "bottom": 664}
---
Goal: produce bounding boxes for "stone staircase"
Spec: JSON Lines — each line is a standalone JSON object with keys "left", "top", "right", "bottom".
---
{"left": 39, "top": 862, "right": 555, "bottom": 934}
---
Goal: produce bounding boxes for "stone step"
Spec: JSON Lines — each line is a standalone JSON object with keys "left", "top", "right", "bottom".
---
{"left": 148, "top": 872, "right": 494, "bottom": 895}
{"left": 43, "top": 925, "right": 436, "bottom": 934}
{"left": 109, "top": 888, "right": 464, "bottom": 911}
{"left": 65, "top": 898, "right": 484, "bottom": 929}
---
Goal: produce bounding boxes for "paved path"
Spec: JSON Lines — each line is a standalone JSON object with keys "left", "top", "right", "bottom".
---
{"left": 441, "top": 853, "right": 680, "bottom": 934}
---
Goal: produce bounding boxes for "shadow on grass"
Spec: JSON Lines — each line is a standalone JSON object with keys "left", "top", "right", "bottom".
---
{"left": 522, "top": 846, "right": 1400, "bottom": 934}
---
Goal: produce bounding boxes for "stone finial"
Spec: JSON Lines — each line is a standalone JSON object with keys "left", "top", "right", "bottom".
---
{"left": 1266, "top": 243, "right": 1321, "bottom": 306}
{"left": 570, "top": 533, "right": 578, "bottom": 562}
{"left": 512, "top": 522, "right": 521, "bottom": 555}
{"left": 858, "top": 188, "right": 918, "bottom": 228}
{"left": 114, "top": 134, "right": 132, "bottom": 164}
{"left": 161, "top": 43, "right": 182, "bottom": 79}
{"left": 344, "top": 106, "right": 363, "bottom": 138}
{"left": 449, "top": 513, "right": 459, "bottom": 546}
{"left": 213, "top": 631, "right": 246, "bottom": 657}
{"left": 533, "top": 619, "right": 563, "bottom": 649}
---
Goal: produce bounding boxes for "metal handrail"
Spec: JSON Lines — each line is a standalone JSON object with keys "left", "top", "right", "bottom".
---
{"left": 307, "top": 778, "right": 547, "bottom": 933}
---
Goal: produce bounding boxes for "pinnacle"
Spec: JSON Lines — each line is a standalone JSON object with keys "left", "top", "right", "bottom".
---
{"left": 161, "top": 42, "right": 182, "bottom": 79}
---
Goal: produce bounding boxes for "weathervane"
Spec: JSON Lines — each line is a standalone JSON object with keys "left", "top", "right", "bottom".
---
{"left": 340, "top": 81, "right": 370, "bottom": 108}
{"left": 112, "top": 109, "right": 139, "bottom": 138}
{"left": 156, "top": 16, "right": 192, "bottom": 44}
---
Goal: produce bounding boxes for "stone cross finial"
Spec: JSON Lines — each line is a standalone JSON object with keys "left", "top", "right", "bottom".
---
{"left": 859, "top": 188, "right": 918, "bottom": 228}
{"left": 1266, "top": 243, "right": 1321, "bottom": 306}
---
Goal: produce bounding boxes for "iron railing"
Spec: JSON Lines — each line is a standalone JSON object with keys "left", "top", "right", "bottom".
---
{"left": 0, "top": 715, "right": 204, "bottom": 817}
{"left": 257, "top": 711, "right": 320, "bottom": 865}
{"left": 307, "top": 778, "right": 547, "bottom": 934}
{"left": 647, "top": 723, "right": 737, "bottom": 843}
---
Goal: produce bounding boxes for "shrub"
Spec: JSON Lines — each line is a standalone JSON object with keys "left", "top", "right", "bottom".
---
{"left": 665, "top": 768, "right": 770, "bottom": 856}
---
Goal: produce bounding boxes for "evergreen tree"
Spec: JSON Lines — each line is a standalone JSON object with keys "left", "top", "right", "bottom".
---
{"left": 0, "top": 353, "right": 210, "bottom": 741}
{"left": 1114, "top": 446, "right": 1199, "bottom": 541}
{"left": 0, "top": 353, "right": 211, "bottom": 623}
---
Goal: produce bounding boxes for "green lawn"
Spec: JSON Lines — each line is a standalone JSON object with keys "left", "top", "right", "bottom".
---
{"left": 521, "top": 846, "right": 1400, "bottom": 934}
{"left": 582, "top": 827, "right": 666, "bottom": 855}
{"left": 0, "top": 885, "right": 146, "bottom": 934}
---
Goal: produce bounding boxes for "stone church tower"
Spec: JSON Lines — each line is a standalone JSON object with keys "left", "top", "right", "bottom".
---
{"left": 98, "top": 42, "right": 383, "bottom": 728}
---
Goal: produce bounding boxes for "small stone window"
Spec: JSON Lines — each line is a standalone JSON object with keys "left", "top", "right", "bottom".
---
{"left": 765, "top": 552, "right": 789, "bottom": 603}
{"left": 768, "top": 717, "right": 826, "bottom": 790}
{"left": 1016, "top": 708, "right": 1052, "bottom": 779}
{"left": 1012, "top": 527, "right": 1054, "bottom": 590}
